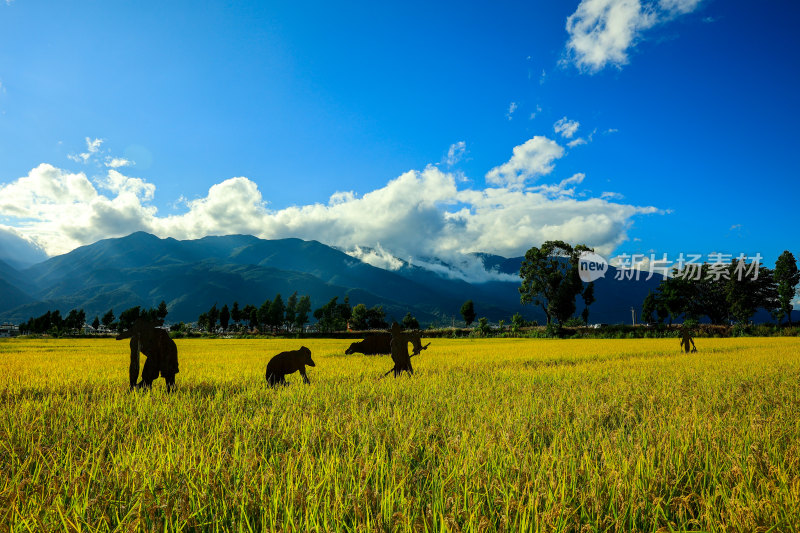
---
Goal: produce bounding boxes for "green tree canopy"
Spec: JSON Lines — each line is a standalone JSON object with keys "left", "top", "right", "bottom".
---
{"left": 402, "top": 312, "right": 420, "bottom": 330}
{"left": 460, "top": 300, "right": 476, "bottom": 326}
{"left": 295, "top": 295, "right": 312, "bottom": 332}
{"left": 219, "top": 304, "right": 230, "bottom": 331}
{"left": 207, "top": 304, "right": 219, "bottom": 332}
{"left": 156, "top": 300, "right": 168, "bottom": 320}
{"left": 268, "top": 294, "right": 285, "bottom": 331}
{"left": 313, "top": 296, "right": 351, "bottom": 333}
{"left": 350, "top": 303, "right": 369, "bottom": 330}
{"left": 774, "top": 251, "right": 800, "bottom": 325}
{"left": 518, "top": 240, "right": 594, "bottom": 325}
{"left": 101, "top": 309, "right": 115, "bottom": 328}
{"left": 285, "top": 292, "right": 298, "bottom": 330}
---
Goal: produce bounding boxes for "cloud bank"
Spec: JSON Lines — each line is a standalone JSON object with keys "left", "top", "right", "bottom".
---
{"left": 0, "top": 136, "right": 660, "bottom": 281}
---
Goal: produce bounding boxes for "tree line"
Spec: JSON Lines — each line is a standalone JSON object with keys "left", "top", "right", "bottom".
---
{"left": 195, "top": 293, "right": 312, "bottom": 333}
{"left": 641, "top": 250, "right": 799, "bottom": 325}
{"left": 19, "top": 301, "right": 169, "bottom": 335}
{"left": 195, "top": 294, "right": 422, "bottom": 334}
{"left": 514, "top": 241, "right": 799, "bottom": 328}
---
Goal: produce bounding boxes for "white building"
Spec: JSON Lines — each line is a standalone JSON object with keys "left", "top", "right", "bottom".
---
{"left": 0, "top": 323, "right": 20, "bottom": 337}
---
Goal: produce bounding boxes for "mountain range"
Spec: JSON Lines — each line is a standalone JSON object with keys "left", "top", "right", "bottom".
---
{"left": 0, "top": 232, "right": 665, "bottom": 326}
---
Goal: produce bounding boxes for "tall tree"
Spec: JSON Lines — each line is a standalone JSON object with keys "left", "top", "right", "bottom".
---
{"left": 197, "top": 312, "right": 209, "bottom": 332}
{"left": 642, "top": 291, "right": 658, "bottom": 324}
{"left": 581, "top": 282, "right": 595, "bottom": 324}
{"left": 207, "top": 304, "right": 219, "bottom": 332}
{"left": 231, "top": 301, "right": 241, "bottom": 326}
{"left": 257, "top": 299, "right": 271, "bottom": 331}
{"left": 402, "top": 312, "right": 420, "bottom": 330}
{"left": 726, "top": 261, "right": 778, "bottom": 324}
{"left": 314, "top": 296, "right": 350, "bottom": 333}
{"left": 156, "top": 300, "right": 169, "bottom": 320}
{"left": 518, "top": 241, "right": 594, "bottom": 325}
{"left": 338, "top": 296, "right": 352, "bottom": 327}
{"left": 241, "top": 304, "right": 255, "bottom": 328}
{"left": 102, "top": 309, "right": 115, "bottom": 329}
{"left": 92, "top": 316, "right": 100, "bottom": 331}
{"left": 285, "top": 292, "right": 298, "bottom": 330}
{"left": 511, "top": 312, "right": 526, "bottom": 334}
{"left": 118, "top": 306, "right": 141, "bottom": 332}
{"left": 50, "top": 310, "right": 64, "bottom": 331}
{"left": 219, "top": 304, "right": 230, "bottom": 332}
{"left": 65, "top": 309, "right": 85, "bottom": 331}
{"left": 774, "top": 251, "right": 800, "bottom": 325}
{"left": 460, "top": 300, "right": 476, "bottom": 326}
{"left": 295, "top": 295, "right": 312, "bottom": 332}
{"left": 268, "top": 294, "right": 285, "bottom": 332}
{"left": 350, "top": 303, "right": 369, "bottom": 330}
{"left": 366, "top": 305, "right": 388, "bottom": 329}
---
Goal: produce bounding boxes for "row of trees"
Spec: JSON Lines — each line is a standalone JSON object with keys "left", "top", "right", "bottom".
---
{"left": 641, "top": 251, "right": 799, "bottom": 325}
{"left": 197, "top": 294, "right": 422, "bottom": 334}
{"left": 19, "top": 301, "right": 169, "bottom": 335}
{"left": 197, "top": 293, "right": 313, "bottom": 333}
{"left": 513, "top": 241, "right": 799, "bottom": 327}
{"left": 20, "top": 308, "right": 88, "bottom": 334}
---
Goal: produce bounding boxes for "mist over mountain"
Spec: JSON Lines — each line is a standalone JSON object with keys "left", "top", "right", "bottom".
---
{"left": 0, "top": 227, "right": 49, "bottom": 270}
{"left": 0, "top": 231, "right": 668, "bottom": 326}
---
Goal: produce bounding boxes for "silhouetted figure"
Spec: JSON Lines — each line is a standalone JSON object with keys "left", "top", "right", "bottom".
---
{"left": 680, "top": 327, "right": 697, "bottom": 353}
{"left": 266, "top": 346, "right": 315, "bottom": 386}
{"left": 117, "top": 317, "right": 179, "bottom": 391}
{"left": 345, "top": 334, "right": 392, "bottom": 355}
{"left": 384, "top": 322, "right": 430, "bottom": 377}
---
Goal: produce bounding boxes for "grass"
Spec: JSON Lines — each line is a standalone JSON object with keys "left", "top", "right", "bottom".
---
{"left": 0, "top": 336, "right": 799, "bottom": 531}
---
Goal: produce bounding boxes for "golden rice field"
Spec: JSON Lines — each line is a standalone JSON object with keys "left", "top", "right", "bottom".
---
{"left": 1, "top": 336, "right": 799, "bottom": 532}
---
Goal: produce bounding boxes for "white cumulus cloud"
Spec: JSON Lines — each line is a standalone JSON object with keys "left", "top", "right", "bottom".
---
{"left": 554, "top": 117, "right": 580, "bottom": 139}
{"left": 567, "top": 137, "right": 588, "bottom": 148}
{"left": 485, "top": 136, "right": 565, "bottom": 188}
{"left": 105, "top": 157, "right": 134, "bottom": 168}
{"left": 563, "top": 0, "right": 703, "bottom": 73}
{"left": 0, "top": 142, "right": 661, "bottom": 281}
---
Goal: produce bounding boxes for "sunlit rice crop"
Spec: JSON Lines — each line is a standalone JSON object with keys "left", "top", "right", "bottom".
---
{"left": 1, "top": 336, "right": 798, "bottom": 531}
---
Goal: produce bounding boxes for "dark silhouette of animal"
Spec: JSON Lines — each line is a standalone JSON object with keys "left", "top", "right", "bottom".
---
{"left": 116, "top": 317, "right": 179, "bottom": 391}
{"left": 345, "top": 334, "right": 391, "bottom": 355}
{"left": 384, "top": 322, "right": 430, "bottom": 377}
{"left": 266, "top": 346, "right": 315, "bottom": 386}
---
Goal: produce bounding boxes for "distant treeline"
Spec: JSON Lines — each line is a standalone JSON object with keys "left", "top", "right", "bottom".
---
{"left": 193, "top": 294, "right": 418, "bottom": 334}
{"left": 20, "top": 302, "right": 168, "bottom": 336}
{"left": 641, "top": 250, "right": 800, "bottom": 326}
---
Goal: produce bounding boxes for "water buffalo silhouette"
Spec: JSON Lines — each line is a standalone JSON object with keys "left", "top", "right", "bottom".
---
{"left": 266, "top": 346, "right": 315, "bottom": 386}
{"left": 345, "top": 334, "right": 391, "bottom": 355}
{"left": 116, "top": 317, "right": 179, "bottom": 391}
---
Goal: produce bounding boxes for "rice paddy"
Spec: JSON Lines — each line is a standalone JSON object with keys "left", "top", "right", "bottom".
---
{"left": 1, "top": 336, "right": 798, "bottom": 531}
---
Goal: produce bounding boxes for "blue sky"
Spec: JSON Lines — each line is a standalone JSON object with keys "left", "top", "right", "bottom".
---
{"left": 0, "top": 0, "right": 798, "bottom": 275}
